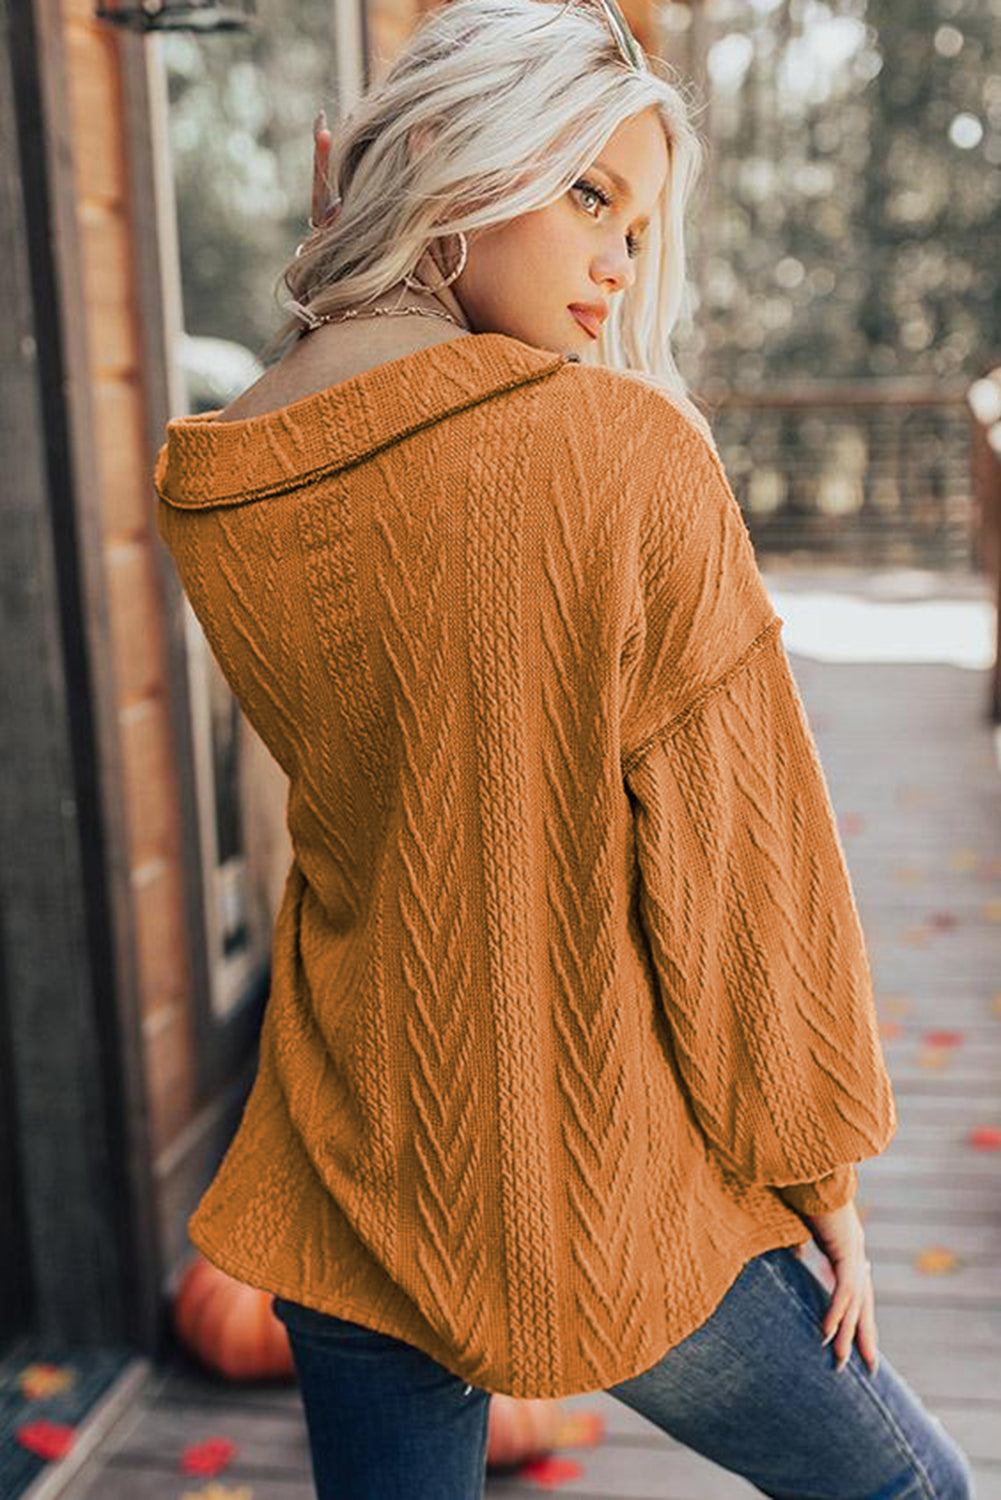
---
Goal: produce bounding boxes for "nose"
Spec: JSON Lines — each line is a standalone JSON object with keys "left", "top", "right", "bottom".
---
{"left": 593, "top": 247, "right": 635, "bottom": 297}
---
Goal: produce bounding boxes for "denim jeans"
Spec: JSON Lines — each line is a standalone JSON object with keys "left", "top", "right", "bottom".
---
{"left": 271, "top": 1245, "right": 974, "bottom": 1499}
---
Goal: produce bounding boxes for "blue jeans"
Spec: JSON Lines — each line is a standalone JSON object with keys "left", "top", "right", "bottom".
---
{"left": 272, "top": 1245, "right": 974, "bottom": 1499}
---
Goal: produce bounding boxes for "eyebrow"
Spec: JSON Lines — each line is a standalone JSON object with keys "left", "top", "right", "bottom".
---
{"left": 592, "top": 160, "right": 651, "bottom": 230}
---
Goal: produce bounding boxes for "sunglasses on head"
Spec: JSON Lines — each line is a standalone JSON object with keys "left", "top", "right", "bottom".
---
{"left": 531, "top": 0, "right": 649, "bottom": 73}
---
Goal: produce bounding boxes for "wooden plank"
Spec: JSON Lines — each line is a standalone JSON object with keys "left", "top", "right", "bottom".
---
{"left": 864, "top": 1301, "right": 1001, "bottom": 1354}
{"left": 485, "top": 1426, "right": 762, "bottom": 1498}
{"left": 151, "top": 1362, "right": 302, "bottom": 1413}
{"left": 100, "top": 1398, "right": 314, "bottom": 1473}
{"left": 74, "top": 1461, "right": 313, "bottom": 1498}
{"left": 863, "top": 1218, "right": 1001, "bottom": 1257}
{"left": 934, "top": 1408, "right": 1001, "bottom": 1467}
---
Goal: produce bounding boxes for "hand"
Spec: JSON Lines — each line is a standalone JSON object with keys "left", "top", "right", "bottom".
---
{"left": 311, "top": 109, "right": 337, "bottom": 228}
{"left": 798, "top": 1200, "right": 879, "bottom": 1378}
{"left": 295, "top": 111, "right": 340, "bottom": 261}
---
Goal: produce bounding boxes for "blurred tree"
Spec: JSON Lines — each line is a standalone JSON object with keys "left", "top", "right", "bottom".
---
{"left": 857, "top": 0, "right": 1001, "bottom": 381}
{"left": 663, "top": 0, "right": 1001, "bottom": 389}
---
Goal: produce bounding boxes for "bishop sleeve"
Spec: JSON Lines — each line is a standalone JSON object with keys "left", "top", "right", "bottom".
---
{"left": 619, "top": 406, "right": 898, "bottom": 1214}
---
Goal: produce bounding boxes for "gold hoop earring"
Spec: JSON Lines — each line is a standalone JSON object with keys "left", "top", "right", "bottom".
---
{"left": 403, "top": 231, "right": 468, "bottom": 293}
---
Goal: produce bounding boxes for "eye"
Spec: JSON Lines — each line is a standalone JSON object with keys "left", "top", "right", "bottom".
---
{"left": 573, "top": 178, "right": 610, "bottom": 214}
{"left": 571, "top": 177, "right": 644, "bottom": 260}
{"left": 571, "top": 177, "right": 614, "bottom": 224}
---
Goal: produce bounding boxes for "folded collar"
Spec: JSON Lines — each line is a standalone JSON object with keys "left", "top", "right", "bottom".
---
{"left": 155, "top": 331, "right": 571, "bottom": 510}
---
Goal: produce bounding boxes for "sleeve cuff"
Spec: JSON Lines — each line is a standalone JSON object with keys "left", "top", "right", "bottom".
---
{"left": 776, "top": 1164, "right": 858, "bottom": 1216}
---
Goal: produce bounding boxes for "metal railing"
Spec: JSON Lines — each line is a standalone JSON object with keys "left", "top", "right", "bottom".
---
{"left": 692, "top": 374, "right": 1000, "bottom": 721}
{"left": 698, "top": 379, "right": 974, "bottom": 572}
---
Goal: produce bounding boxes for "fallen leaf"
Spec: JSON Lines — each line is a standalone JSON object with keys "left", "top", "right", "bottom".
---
{"left": 554, "top": 1409, "right": 604, "bottom": 1447}
{"left": 924, "top": 1029, "right": 964, "bottom": 1048}
{"left": 967, "top": 1126, "right": 1001, "bottom": 1151}
{"left": 915, "top": 1247, "right": 959, "bottom": 1275}
{"left": 18, "top": 1363, "right": 75, "bottom": 1400}
{"left": 181, "top": 1438, "right": 237, "bottom": 1476}
{"left": 15, "top": 1421, "right": 75, "bottom": 1461}
{"left": 984, "top": 900, "right": 1001, "bottom": 922}
{"left": 928, "top": 911, "right": 958, "bottom": 931}
{"left": 947, "top": 848, "right": 979, "bottom": 873}
{"left": 518, "top": 1453, "right": 584, "bottom": 1488}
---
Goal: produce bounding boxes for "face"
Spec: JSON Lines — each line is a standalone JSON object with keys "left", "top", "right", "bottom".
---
{"left": 454, "top": 107, "right": 669, "bottom": 353}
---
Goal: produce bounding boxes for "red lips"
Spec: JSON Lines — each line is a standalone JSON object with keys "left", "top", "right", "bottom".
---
{"left": 568, "top": 303, "right": 607, "bottom": 339}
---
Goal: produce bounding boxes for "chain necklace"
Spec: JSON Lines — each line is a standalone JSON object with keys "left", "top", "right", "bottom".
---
{"left": 295, "top": 300, "right": 585, "bottom": 366}
{"left": 299, "top": 301, "right": 465, "bottom": 333}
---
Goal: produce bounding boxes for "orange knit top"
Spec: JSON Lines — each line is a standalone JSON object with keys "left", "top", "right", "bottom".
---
{"left": 153, "top": 331, "right": 897, "bottom": 1400}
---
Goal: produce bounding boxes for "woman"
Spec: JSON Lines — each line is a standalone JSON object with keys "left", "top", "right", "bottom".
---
{"left": 153, "top": 1, "right": 975, "bottom": 1495}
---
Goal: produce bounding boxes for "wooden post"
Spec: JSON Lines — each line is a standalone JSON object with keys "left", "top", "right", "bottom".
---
{"left": 0, "top": 0, "right": 159, "bottom": 1346}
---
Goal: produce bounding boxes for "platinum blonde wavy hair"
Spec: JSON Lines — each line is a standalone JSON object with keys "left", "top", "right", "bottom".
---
{"left": 262, "top": 0, "right": 706, "bottom": 409}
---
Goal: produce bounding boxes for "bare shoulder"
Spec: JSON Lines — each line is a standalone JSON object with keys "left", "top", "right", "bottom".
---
{"left": 216, "top": 323, "right": 474, "bottom": 423}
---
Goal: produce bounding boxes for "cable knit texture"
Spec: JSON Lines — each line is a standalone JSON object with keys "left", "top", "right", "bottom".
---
{"left": 154, "top": 331, "right": 897, "bottom": 1399}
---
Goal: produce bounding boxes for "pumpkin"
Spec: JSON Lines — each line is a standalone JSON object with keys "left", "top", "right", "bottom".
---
{"left": 173, "top": 1253, "right": 294, "bottom": 1381}
{"left": 173, "top": 1250, "right": 568, "bottom": 1470}
{"left": 486, "top": 1393, "right": 565, "bottom": 1470}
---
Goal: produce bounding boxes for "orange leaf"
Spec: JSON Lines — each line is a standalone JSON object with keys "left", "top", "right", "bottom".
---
{"left": 914, "top": 1247, "right": 959, "bottom": 1275}
{"left": 554, "top": 1409, "right": 604, "bottom": 1447}
{"left": 518, "top": 1453, "right": 585, "bottom": 1488}
{"left": 181, "top": 1438, "right": 237, "bottom": 1475}
{"left": 18, "top": 1363, "right": 75, "bottom": 1400}
{"left": 968, "top": 1125, "right": 1001, "bottom": 1150}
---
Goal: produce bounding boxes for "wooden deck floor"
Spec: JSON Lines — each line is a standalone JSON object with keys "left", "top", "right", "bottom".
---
{"left": 47, "top": 566, "right": 1001, "bottom": 1499}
